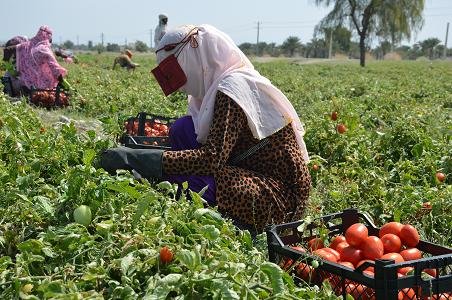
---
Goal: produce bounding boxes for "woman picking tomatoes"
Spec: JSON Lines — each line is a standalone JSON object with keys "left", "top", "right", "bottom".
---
{"left": 101, "top": 24, "right": 311, "bottom": 234}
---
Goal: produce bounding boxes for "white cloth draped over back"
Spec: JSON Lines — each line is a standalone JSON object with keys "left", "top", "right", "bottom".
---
{"left": 156, "top": 24, "right": 309, "bottom": 162}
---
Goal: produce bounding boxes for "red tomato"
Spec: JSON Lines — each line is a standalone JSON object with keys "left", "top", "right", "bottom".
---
{"left": 398, "top": 266, "right": 414, "bottom": 275}
{"left": 423, "top": 268, "right": 437, "bottom": 278}
{"left": 345, "top": 223, "right": 369, "bottom": 247}
{"left": 381, "top": 233, "right": 402, "bottom": 253}
{"left": 356, "top": 260, "right": 375, "bottom": 273}
{"left": 330, "top": 235, "right": 347, "bottom": 250}
{"left": 400, "top": 225, "right": 420, "bottom": 247}
{"left": 159, "top": 246, "right": 173, "bottom": 263}
{"left": 338, "top": 261, "right": 355, "bottom": 269}
{"left": 381, "top": 252, "right": 404, "bottom": 264}
{"left": 398, "top": 288, "right": 416, "bottom": 300}
{"left": 430, "top": 293, "right": 451, "bottom": 300}
{"left": 336, "top": 123, "right": 347, "bottom": 134}
{"left": 313, "top": 248, "right": 338, "bottom": 263}
{"left": 346, "top": 283, "right": 373, "bottom": 300}
{"left": 379, "top": 221, "right": 404, "bottom": 238}
{"left": 290, "top": 245, "right": 306, "bottom": 253}
{"left": 331, "top": 111, "right": 338, "bottom": 121}
{"left": 296, "top": 262, "right": 316, "bottom": 282}
{"left": 335, "top": 241, "right": 350, "bottom": 257}
{"left": 341, "top": 245, "right": 363, "bottom": 267}
{"left": 400, "top": 248, "right": 422, "bottom": 261}
{"left": 320, "top": 247, "right": 341, "bottom": 262}
{"left": 160, "top": 124, "right": 169, "bottom": 135}
{"left": 363, "top": 270, "right": 375, "bottom": 278}
{"left": 362, "top": 236, "right": 384, "bottom": 260}
{"left": 435, "top": 172, "right": 446, "bottom": 183}
{"left": 279, "top": 257, "right": 293, "bottom": 270}
{"left": 308, "top": 237, "right": 324, "bottom": 252}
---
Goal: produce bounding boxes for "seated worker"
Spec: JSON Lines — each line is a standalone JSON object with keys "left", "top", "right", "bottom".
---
{"left": 112, "top": 50, "right": 139, "bottom": 71}
{"left": 101, "top": 25, "right": 311, "bottom": 234}
{"left": 15, "top": 25, "right": 67, "bottom": 93}
{"left": 2, "top": 36, "right": 28, "bottom": 97}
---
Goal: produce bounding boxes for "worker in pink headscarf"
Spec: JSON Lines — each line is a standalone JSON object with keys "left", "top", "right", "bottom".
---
{"left": 16, "top": 25, "right": 67, "bottom": 91}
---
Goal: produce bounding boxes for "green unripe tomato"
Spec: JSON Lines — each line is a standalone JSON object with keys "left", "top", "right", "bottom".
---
{"left": 73, "top": 205, "right": 92, "bottom": 226}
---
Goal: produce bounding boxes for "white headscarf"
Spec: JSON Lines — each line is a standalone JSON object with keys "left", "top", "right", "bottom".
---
{"left": 156, "top": 24, "right": 309, "bottom": 162}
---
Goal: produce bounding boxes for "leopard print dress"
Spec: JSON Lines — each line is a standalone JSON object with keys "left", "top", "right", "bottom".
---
{"left": 163, "top": 91, "right": 311, "bottom": 232}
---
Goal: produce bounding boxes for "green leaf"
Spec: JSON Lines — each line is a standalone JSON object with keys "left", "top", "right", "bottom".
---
{"left": 83, "top": 149, "right": 96, "bottom": 166}
{"left": 107, "top": 181, "right": 142, "bottom": 199}
{"left": 33, "top": 196, "right": 55, "bottom": 217}
{"left": 260, "top": 262, "right": 285, "bottom": 295}
{"left": 193, "top": 208, "right": 223, "bottom": 223}
{"left": 145, "top": 274, "right": 182, "bottom": 300}
{"left": 297, "top": 215, "right": 313, "bottom": 232}
{"left": 18, "top": 239, "right": 44, "bottom": 254}
{"left": 411, "top": 143, "right": 423, "bottom": 157}
{"left": 189, "top": 190, "right": 205, "bottom": 208}
{"left": 0, "top": 256, "right": 12, "bottom": 272}
{"left": 132, "top": 194, "right": 155, "bottom": 227}
{"left": 201, "top": 224, "right": 220, "bottom": 241}
{"left": 176, "top": 248, "right": 201, "bottom": 271}
{"left": 121, "top": 252, "right": 135, "bottom": 275}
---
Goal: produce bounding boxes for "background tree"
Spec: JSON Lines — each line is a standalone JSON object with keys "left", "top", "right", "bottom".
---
{"left": 281, "top": 36, "right": 302, "bottom": 57}
{"left": 373, "top": 40, "right": 392, "bottom": 59}
{"left": 238, "top": 42, "right": 254, "bottom": 55}
{"left": 316, "top": 26, "right": 352, "bottom": 55}
{"left": 106, "top": 43, "right": 120, "bottom": 52}
{"left": 135, "top": 40, "right": 149, "bottom": 52}
{"left": 305, "top": 38, "right": 328, "bottom": 58}
{"left": 314, "top": 0, "right": 425, "bottom": 66}
{"left": 419, "top": 37, "right": 440, "bottom": 59}
{"left": 62, "top": 40, "right": 74, "bottom": 49}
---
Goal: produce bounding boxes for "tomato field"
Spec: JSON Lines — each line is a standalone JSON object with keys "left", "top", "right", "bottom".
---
{"left": 0, "top": 53, "right": 451, "bottom": 299}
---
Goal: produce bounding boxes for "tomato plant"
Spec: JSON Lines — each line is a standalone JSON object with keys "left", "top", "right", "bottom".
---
{"left": 1, "top": 57, "right": 451, "bottom": 299}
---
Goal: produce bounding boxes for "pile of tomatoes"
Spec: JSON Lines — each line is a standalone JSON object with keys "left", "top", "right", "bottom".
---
{"left": 124, "top": 119, "right": 169, "bottom": 137}
{"left": 280, "top": 221, "right": 450, "bottom": 300}
{"left": 30, "top": 90, "right": 69, "bottom": 108}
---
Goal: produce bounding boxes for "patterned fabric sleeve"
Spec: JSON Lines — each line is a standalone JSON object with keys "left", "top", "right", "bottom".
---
{"left": 34, "top": 46, "right": 67, "bottom": 78}
{"left": 163, "top": 91, "right": 245, "bottom": 176}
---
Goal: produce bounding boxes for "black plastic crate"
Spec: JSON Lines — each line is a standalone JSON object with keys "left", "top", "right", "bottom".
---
{"left": 120, "top": 112, "right": 176, "bottom": 150}
{"left": 266, "top": 208, "right": 452, "bottom": 300}
{"left": 29, "top": 85, "right": 70, "bottom": 109}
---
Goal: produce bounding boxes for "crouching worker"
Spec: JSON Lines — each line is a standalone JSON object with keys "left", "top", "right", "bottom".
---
{"left": 15, "top": 25, "right": 67, "bottom": 93}
{"left": 100, "top": 25, "right": 311, "bottom": 234}
{"left": 112, "top": 50, "right": 139, "bottom": 71}
{"left": 2, "top": 36, "right": 28, "bottom": 97}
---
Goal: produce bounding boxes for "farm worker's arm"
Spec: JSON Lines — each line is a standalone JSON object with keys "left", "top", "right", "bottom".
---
{"left": 34, "top": 45, "right": 67, "bottom": 79}
{"left": 162, "top": 92, "right": 245, "bottom": 176}
{"left": 100, "top": 147, "right": 164, "bottom": 178}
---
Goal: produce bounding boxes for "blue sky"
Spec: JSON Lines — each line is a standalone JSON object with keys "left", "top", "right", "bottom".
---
{"left": 1, "top": 0, "right": 451, "bottom": 47}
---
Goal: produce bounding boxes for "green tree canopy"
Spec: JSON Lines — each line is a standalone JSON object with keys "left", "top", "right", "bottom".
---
{"left": 135, "top": 40, "right": 149, "bottom": 52}
{"left": 314, "top": 0, "right": 425, "bottom": 66}
{"left": 281, "top": 36, "right": 302, "bottom": 57}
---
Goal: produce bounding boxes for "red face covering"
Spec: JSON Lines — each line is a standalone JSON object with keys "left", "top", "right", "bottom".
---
{"left": 151, "top": 28, "right": 199, "bottom": 96}
{"left": 151, "top": 54, "right": 187, "bottom": 96}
